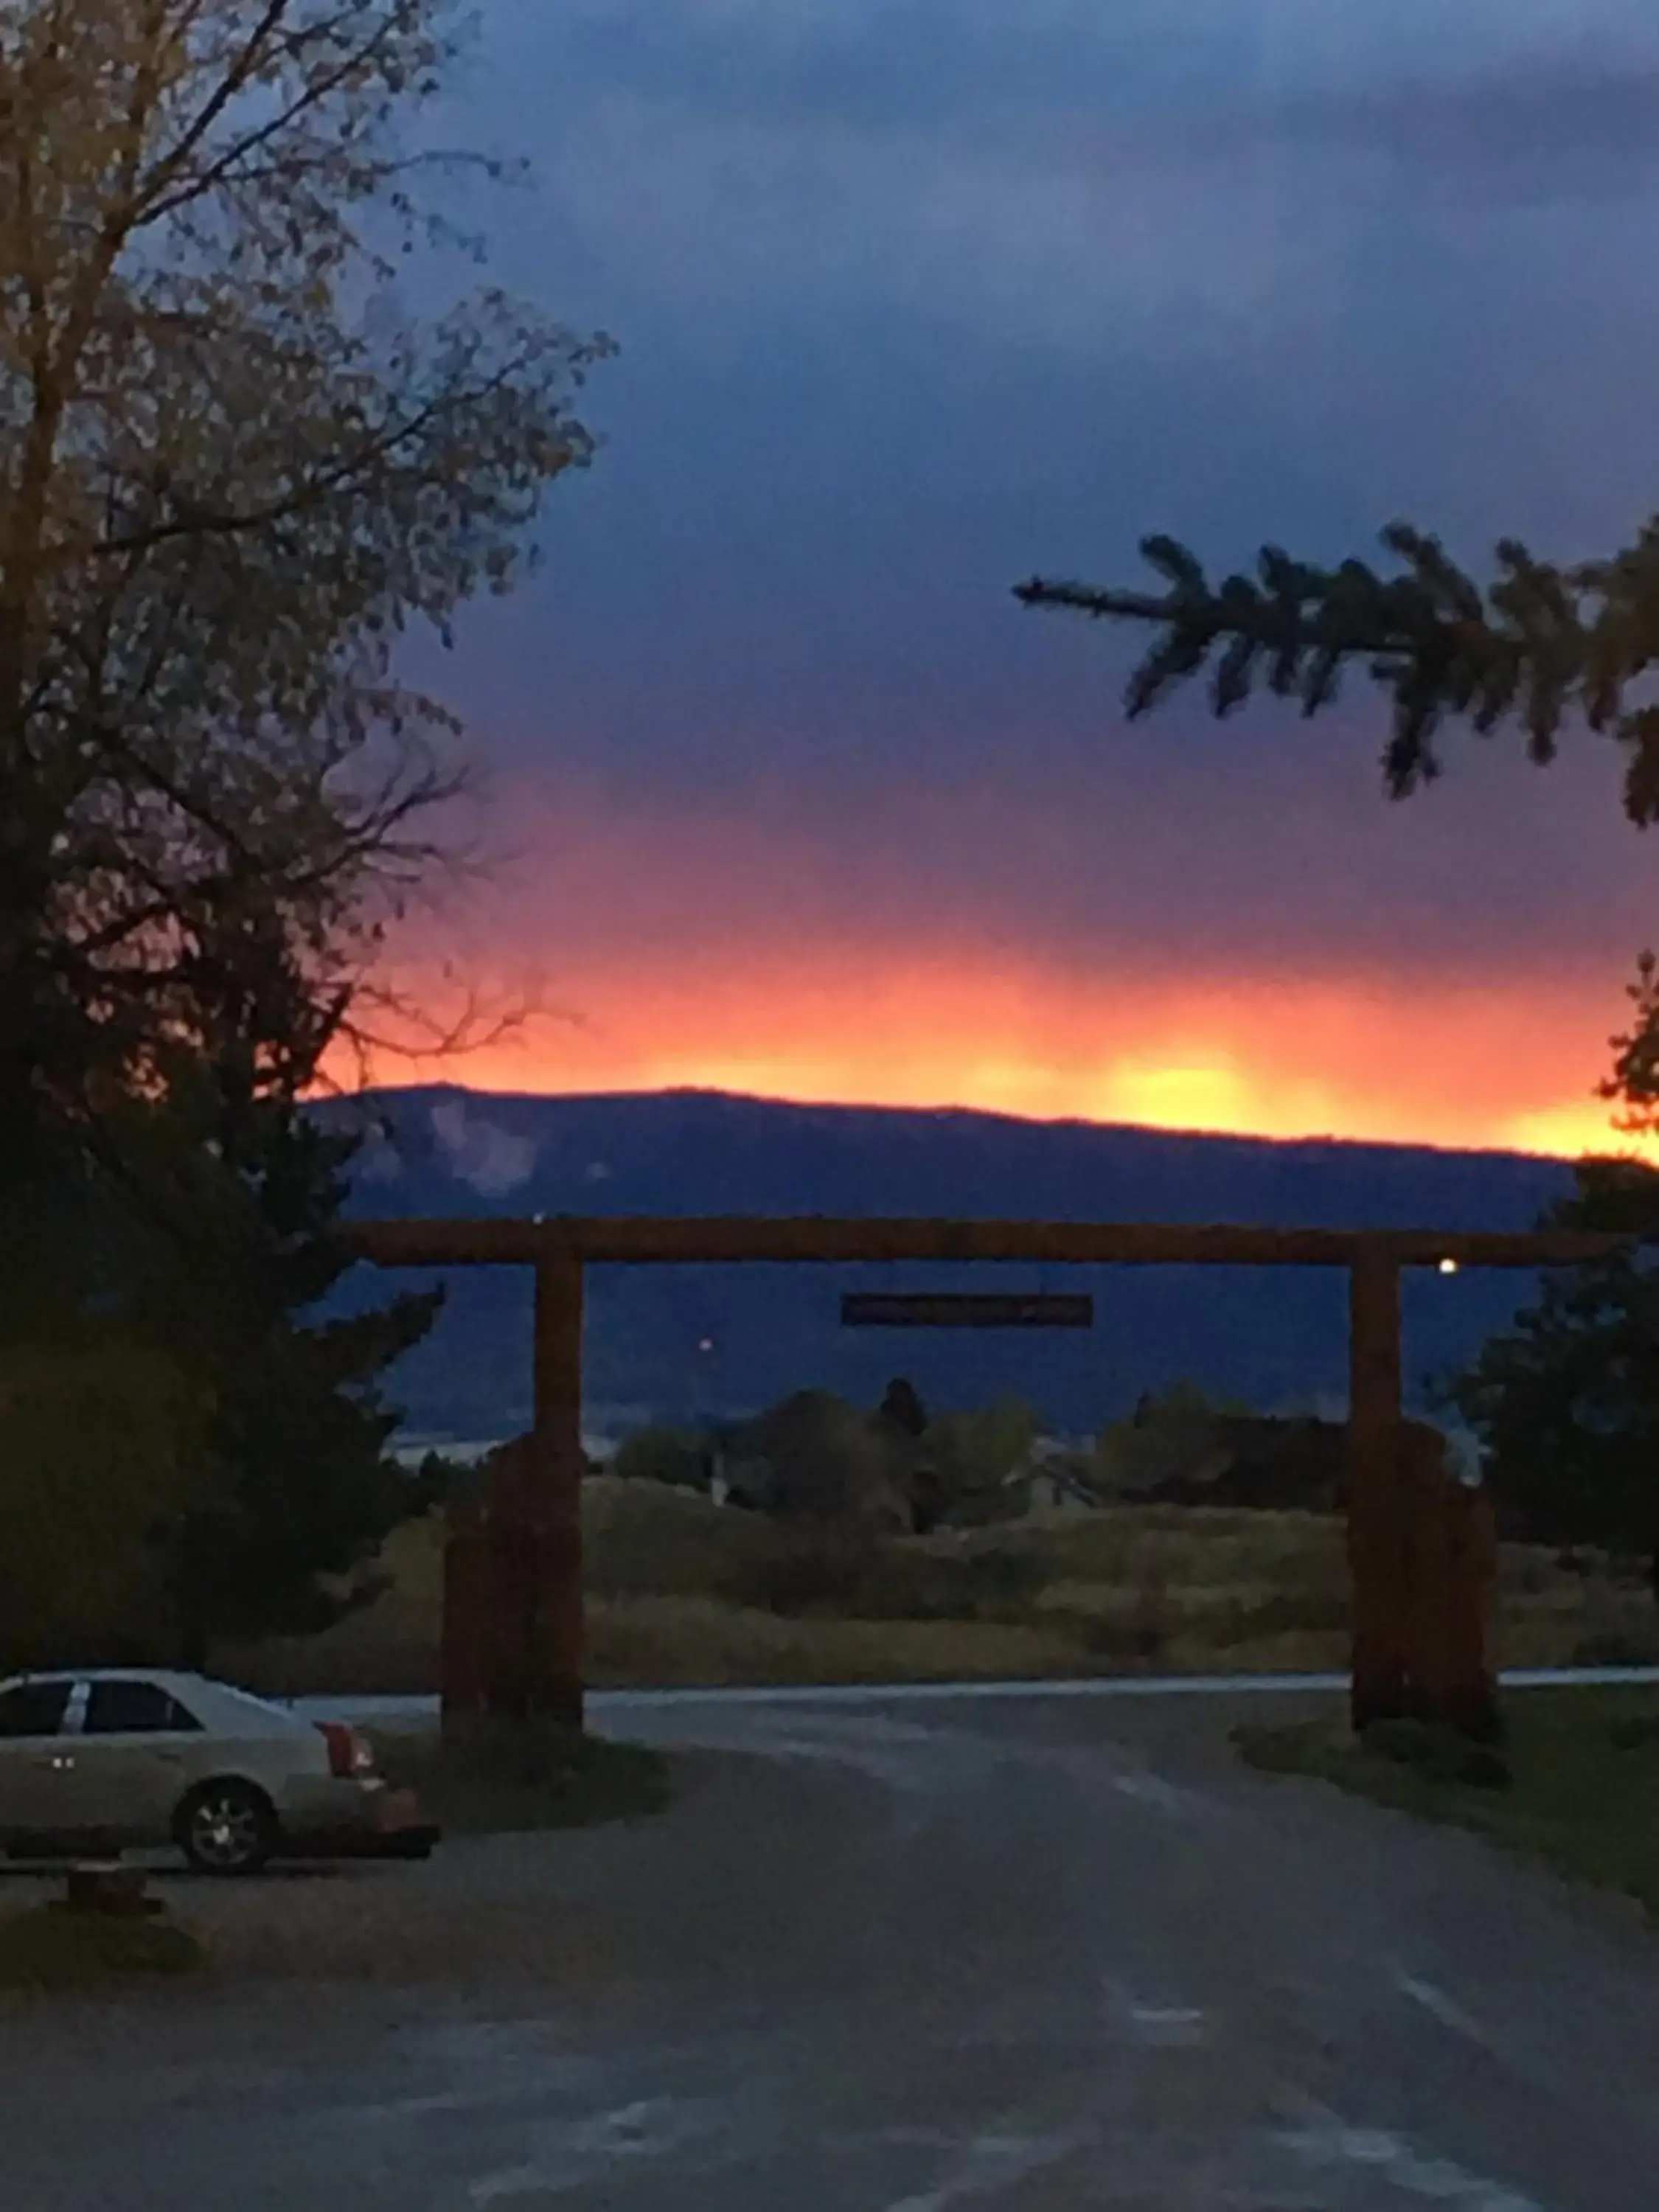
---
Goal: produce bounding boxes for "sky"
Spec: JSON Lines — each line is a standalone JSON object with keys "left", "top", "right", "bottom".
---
{"left": 377, "top": 0, "right": 1659, "bottom": 1157}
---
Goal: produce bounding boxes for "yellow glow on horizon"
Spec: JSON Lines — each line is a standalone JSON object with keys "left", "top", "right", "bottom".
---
{"left": 1498, "top": 1102, "right": 1659, "bottom": 1166}
{"left": 358, "top": 930, "right": 1644, "bottom": 1164}
{"left": 1095, "top": 1060, "right": 1251, "bottom": 1131}
{"left": 344, "top": 768, "right": 1659, "bottom": 1166}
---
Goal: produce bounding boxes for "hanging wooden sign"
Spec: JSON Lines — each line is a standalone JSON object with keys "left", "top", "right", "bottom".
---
{"left": 840, "top": 1292, "right": 1094, "bottom": 1329}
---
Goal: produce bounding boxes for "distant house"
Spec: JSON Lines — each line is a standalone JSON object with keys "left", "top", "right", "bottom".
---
{"left": 1005, "top": 1437, "right": 1105, "bottom": 1517}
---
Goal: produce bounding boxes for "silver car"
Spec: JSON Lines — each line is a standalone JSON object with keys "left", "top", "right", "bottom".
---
{"left": 0, "top": 1669, "right": 439, "bottom": 1875}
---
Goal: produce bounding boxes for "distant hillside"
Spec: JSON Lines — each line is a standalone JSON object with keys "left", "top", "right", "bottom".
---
{"left": 324, "top": 1085, "right": 1579, "bottom": 1444}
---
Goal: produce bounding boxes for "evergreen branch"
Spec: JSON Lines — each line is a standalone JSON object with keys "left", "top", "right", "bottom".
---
{"left": 1015, "top": 517, "right": 1659, "bottom": 823}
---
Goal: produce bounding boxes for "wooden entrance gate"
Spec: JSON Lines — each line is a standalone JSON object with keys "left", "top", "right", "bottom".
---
{"left": 351, "top": 1216, "right": 1630, "bottom": 1733}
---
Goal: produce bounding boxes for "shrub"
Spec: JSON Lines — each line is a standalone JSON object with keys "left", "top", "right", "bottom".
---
{"left": 610, "top": 1425, "right": 712, "bottom": 1493}
{"left": 1573, "top": 1629, "right": 1659, "bottom": 1669}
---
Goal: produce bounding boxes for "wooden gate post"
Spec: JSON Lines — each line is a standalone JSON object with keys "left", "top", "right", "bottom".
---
{"left": 1349, "top": 1240, "right": 1408, "bottom": 1732}
{"left": 532, "top": 1232, "right": 586, "bottom": 1733}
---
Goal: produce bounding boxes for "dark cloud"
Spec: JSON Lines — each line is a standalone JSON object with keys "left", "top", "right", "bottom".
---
{"left": 410, "top": 0, "right": 1659, "bottom": 1033}
{"left": 1234, "top": 58, "right": 1659, "bottom": 204}
{"left": 488, "top": 4, "right": 1659, "bottom": 210}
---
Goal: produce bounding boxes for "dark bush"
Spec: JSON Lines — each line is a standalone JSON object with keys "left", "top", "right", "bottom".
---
{"left": 1573, "top": 1630, "right": 1659, "bottom": 1669}
{"left": 611, "top": 1425, "right": 712, "bottom": 1493}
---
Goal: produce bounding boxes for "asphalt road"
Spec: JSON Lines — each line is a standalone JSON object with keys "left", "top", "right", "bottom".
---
{"left": 6, "top": 1688, "right": 1659, "bottom": 2210}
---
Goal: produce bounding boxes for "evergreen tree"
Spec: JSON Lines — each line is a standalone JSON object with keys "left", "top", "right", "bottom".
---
{"left": 12, "top": 911, "right": 448, "bottom": 1662}
{"left": 1436, "top": 1155, "right": 1659, "bottom": 1598}
{"left": 877, "top": 1376, "right": 929, "bottom": 1439}
{"left": 1433, "top": 961, "right": 1659, "bottom": 1596}
{"left": 136, "top": 1088, "right": 443, "bottom": 1661}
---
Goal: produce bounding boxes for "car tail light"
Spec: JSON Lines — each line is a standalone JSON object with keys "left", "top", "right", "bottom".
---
{"left": 315, "top": 1722, "right": 375, "bottom": 1778}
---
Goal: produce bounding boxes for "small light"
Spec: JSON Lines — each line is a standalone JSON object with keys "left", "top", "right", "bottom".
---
{"left": 698, "top": 1338, "right": 714, "bottom": 1353}
{"left": 1438, "top": 1257, "right": 1459, "bottom": 1276}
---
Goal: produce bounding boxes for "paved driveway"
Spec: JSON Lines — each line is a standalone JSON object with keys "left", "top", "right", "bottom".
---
{"left": 4, "top": 1688, "right": 1659, "bottom": 2209}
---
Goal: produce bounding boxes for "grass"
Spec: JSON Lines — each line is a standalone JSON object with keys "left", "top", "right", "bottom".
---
{"left": 212, "top": 1478, "right": 1659, "bottom": 1696}
{"left": 368, "top": 1725, "right": 670, "bottom": 1835}
{"left": 1236, "top": 1685, "right": 1659, "bottom": 1924}
{"left": 0, "top": 1904, "right": 205, "bottom": 1993}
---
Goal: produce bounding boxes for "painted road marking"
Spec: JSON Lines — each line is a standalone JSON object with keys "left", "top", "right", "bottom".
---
{"left": 881, "top": 2124, "right": 1095, "bottom": 2210}
{"left": 1110, "top": 1767, "right": 1203, "bottom": 1814}
{"left": 1105, "top": 1980, "right": 1210, "bottom": 2046}
{"left": 467, "top": 2093, "right": 731, "bottom": 2201}
{"left": 1392, "top": 1967, "right": 1493, "bottom": 2051}
{"left": 1275, "top": 2106, "right": 1545, "bottom": 2211}
{"left": 468, "top": 2166, "right": 553, "bottom": 2205}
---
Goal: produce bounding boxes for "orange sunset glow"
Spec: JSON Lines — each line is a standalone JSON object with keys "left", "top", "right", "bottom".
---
{"left": 375, "top": 939, "right": 1654, "bottom": 1164}
{"left": 344, "top": 759, "right": 1659, "bottom": 1165}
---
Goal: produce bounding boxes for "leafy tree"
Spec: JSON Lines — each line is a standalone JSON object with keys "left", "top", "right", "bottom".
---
{"left": 1093, "top": 1377, "right": 1250, "bottom": 1495}
{"left": 612, "top": 1422, "right": 714, "bottom": 1495}
{"left": 0, "top": 1, "right": 610, "bottom": 1657}
{"left": 1, "top": 0, "right": 610, "bottom": 1192}
{"left": 919, "top": 1394, "right": 1043, "bottom": 1525}
{"left": 735, "top": 1389, "right": 915, "bottom": 1529}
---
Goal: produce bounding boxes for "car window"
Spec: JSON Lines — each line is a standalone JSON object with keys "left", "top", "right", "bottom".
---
{"left": 83, "top": 1680, "right": 204, "bottom": 1735}
{"left": 209, "top": 1684, "right": 295, "bottom": 1723}
{"left": 0, "top": 1680, "right": 73, "bottom": 1738}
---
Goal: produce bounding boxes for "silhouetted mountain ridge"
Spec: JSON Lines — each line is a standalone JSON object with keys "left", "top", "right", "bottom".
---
{"left": 326, "top": 1085, "right": 1580, "bottom": 1442}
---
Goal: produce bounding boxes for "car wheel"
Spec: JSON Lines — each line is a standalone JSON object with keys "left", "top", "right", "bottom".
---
{"left": 175, "top": 1780, "right": 278, "bottom": 1876}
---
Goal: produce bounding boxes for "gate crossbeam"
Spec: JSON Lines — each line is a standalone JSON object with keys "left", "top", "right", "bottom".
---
{"left": 349, "top": 1216, "right": 1635, "bottom": 1733}
{"left": 352, "top": 1216, "right": 1629, "bottom": 1270}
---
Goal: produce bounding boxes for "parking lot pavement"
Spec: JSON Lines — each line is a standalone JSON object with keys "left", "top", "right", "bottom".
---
{"left": 4, "top": 1691, "right": 1659, "bottom": 2209}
